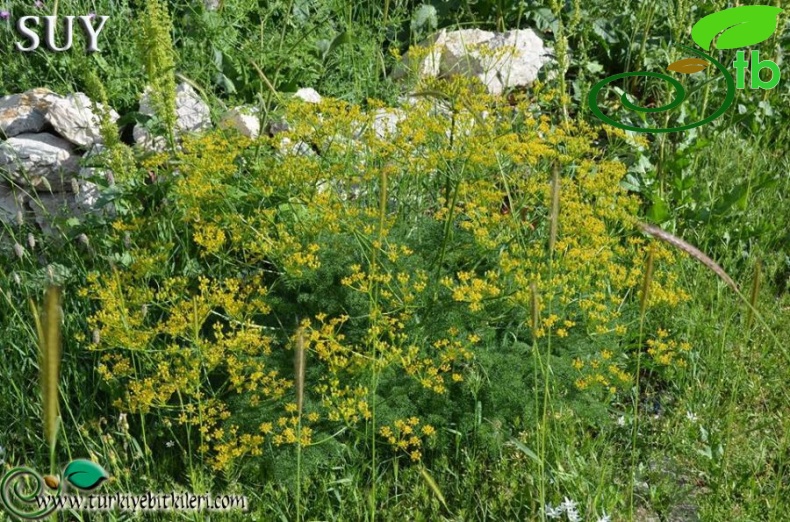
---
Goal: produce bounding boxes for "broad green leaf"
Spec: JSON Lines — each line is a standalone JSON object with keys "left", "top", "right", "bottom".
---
{"left": 509, "top": 439, "right": 541, "bottom": 465}
{"left": 647, "top": 194, "right": 671, "bottom": 223}
{"left": 323, "top": 31, "right": 352, "bottom": 61}
{"left": 63, "top": 459, "right": 109, "bottom": 491}
{"left": 691, "top": 6, "right": 783, "bottom": 51}
{"left": 714, "top": 183, "right": 749, "bottom": 215}
{"left": 215, "top": 72, "right": 236, "bottom": 94}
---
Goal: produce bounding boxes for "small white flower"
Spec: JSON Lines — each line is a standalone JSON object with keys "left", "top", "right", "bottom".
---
{"left": 617, "top": 415, "right": 626, "bottom": 426}
{"left": 596, "top": 511, "right": 611, "bottom": 522}
{"left": 545, "top": 503, "right": 563, "bottom": 519}
{"left": 561, "top": 497, "right": 580, "bottom": 522}
{"left": 686, "top": 411, "right": 698, "bottom": 422}
{"left": 165, "top": 440, "right": 175, "bottom": 448}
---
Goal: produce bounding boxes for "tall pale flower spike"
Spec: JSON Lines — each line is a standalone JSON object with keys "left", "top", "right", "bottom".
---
{"left": 637, "top": 222, "right": 739, "bottom": 293}
{"left": 30, "top": 286, "right": 63, "bottom": 454}
{"left": 295, "top": 326, "right": 306, "bottom": 417}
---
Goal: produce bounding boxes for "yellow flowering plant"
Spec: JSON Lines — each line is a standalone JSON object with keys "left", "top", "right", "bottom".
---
{"left": 81, "top": 76, "right": 692, "bottom": 473}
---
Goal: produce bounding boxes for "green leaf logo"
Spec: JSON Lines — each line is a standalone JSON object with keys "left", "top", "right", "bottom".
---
{"left": 63, "top": 460, "right": 109, "bottom": 491}
{"left": 691, "top": 5, "right": 783, "bottom": 51}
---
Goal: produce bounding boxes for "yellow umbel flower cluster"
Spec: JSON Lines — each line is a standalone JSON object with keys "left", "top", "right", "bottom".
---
{"left": 81, "top": 76, "right": 693, "bottom": 471}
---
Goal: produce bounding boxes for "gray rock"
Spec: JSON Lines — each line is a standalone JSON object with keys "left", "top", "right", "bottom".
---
{"left": 635, "top": 506, "right": 661, "bottom": 522}
{"left": 294, "top": 88, "right": 322, "bottom": 104}
{"left": 0, "top": 133, "right": 80, "bottom": 191}
{"left": 397, "top": 28, "right": 552, "bottom": 95}
{"left": 266, "top": 120, "right": 291, "bottom": 136}
{"left": 353, "top": 109, "right": 406, "bottom": 140}
{"left": 0, "top": 184, "right": 28, "bottom": 225}
{"left": 133, "top": 82, "right": 212, "bottom": 150}
{"left": 44, "top": 92, "right": 119, "bottom": 147}
{"left": 0, "top": 88, "right": 60, "bottom": 138}
{"left": 219, "top": 106, "right": 261, "bottom": 138}
{"left": 0, "top": 89, "right": 119, "bottom": 235}
{"left": 28, "top": 185, "right": 104, "bottom": 235}
{"left": 172, "top": 83, "right": 212, "bottom": 133}
{"left": 28, "top": 192, "right": 80, "bottom": 235}
{"left": 278, "top": 137, "right": 315, "bottom": 157}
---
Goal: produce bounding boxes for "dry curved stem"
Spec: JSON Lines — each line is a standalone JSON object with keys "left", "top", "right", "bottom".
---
{"left": 638, "top": 222, "right": 737, "bottom": 292}
{"left": 638, "top": 222, "right": 788, "bottom": 367}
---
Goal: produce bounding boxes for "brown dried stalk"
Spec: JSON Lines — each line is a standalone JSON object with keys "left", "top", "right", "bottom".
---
{"left": 637, "top": 222, "right": 738, "bottom": 293}
{"left": 295, "top": 326, "right": 306, "bottom": 417}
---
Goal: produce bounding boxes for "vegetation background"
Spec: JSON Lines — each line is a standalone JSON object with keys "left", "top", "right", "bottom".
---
{"left": 0, "top": 0, "right": 788, "bottom": 520}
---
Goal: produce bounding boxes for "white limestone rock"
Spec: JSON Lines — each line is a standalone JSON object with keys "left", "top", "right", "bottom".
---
{"left": 397, "top": 28, "right": 552, "bottom": 95}
{"left": 0, "top": 184, "right": 28, "bottom": 225}
{"left": 45, "top": 92, "right": 119, "bottom": 147}
{"left": 0, "top": 133, "right": 80, "bottom": 191}
{"left": 0, "top": 88, "right": 60, "bottom": 138}
{"left": 352, "top": 109, "right": 406, "bottom": 140}
{"left": 219, "top": 106, "right": 261, "bottom": 138}
{"left": 133, "top": 82, "right": 212, "bottom": 150}
{"left": 293, "top": 88, "right": 322, "bottom": 104}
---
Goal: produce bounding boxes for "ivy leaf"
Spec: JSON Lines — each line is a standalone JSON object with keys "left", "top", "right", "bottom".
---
{"left": 691, "top": 5, "right": 783, "bottom": 51}
{"left": 63, "top": 459, "right": 109, "bottom": 491}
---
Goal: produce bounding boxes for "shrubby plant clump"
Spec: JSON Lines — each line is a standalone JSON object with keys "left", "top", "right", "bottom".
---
{"left": 81, "top": 78, "right": 690, "bottom": 477}
{"left": 2, "top": 0, "right": 788, "bottom": 519}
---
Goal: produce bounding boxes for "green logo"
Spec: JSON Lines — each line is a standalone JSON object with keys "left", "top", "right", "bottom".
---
{"left": 1, "top": 460, "right": 109, "bottom": 520}
{"left": 588, "top": 5, "right": 783, "bottom": 133}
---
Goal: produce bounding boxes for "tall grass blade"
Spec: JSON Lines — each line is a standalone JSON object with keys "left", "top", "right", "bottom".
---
{"left": 531, "top": 282, "right": 540, "bottom": 341}
{"left": 419, "top": 465, "right": 448, "bottom": 512}
{"left": 549, "top": 164, "right": 560, "bottom": 256}
{"left": 639, "top": 223, "right": 790, "bottom": 367}
{"left": 639, "top": 247, "right": 655, "bottom": 316}
{"left": 747, "top": 259, "right": 762, "bottom": 329}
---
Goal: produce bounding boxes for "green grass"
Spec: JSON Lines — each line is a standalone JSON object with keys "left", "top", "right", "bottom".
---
{"left": 1, "top": 1, "right": 789, "bottom": 521}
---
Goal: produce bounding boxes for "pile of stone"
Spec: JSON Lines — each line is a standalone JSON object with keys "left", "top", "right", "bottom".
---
{"left": 0, "top": 28, "right": 552, "bottom": 240}
{"left": 0, "top": 88, "right": 118, "bottom": 235}
{"left": 0, "top": 82, "right": 213, "bottom": 236}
